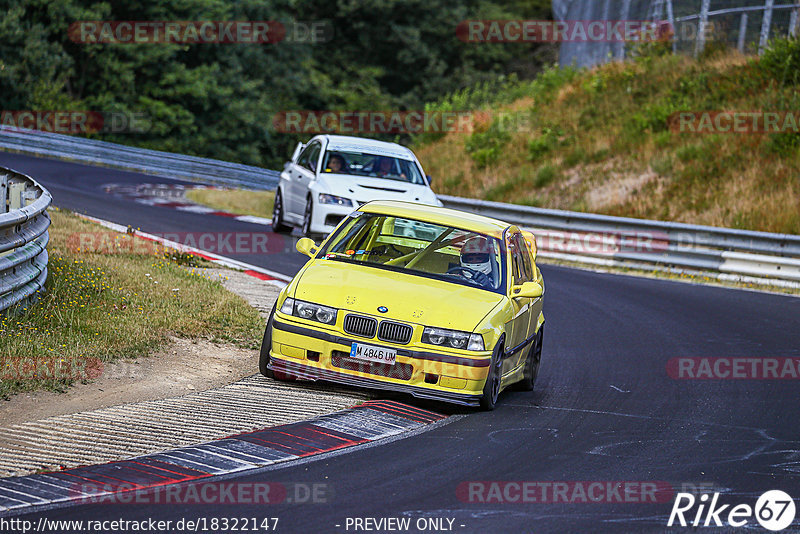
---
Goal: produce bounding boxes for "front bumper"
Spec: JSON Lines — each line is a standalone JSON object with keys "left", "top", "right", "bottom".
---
{"left": 310, "top": 202, "right": 353, "bottom": 235}
{"left": 268, "top": 316, "right": 489, "bottom": 407}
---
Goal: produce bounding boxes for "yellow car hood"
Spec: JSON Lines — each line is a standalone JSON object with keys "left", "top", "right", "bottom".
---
{"left": 294, "top": 260, "right": 504, "bottom": 331}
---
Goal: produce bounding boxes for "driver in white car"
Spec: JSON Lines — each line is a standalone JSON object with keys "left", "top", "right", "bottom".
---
{"left": 325, "top": 154, "right": 348, "bottom": 173}
{"left": 371, "top": 156, "right": 406, "bottom": 179}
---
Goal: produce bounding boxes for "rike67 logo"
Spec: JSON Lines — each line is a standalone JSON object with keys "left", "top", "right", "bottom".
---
{"left": 668, "top": 490, "right": 796, "bottom": 531}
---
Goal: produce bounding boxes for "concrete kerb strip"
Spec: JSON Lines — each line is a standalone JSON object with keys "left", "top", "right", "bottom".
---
{"left": 0, "top": 400, "right": 447, "bottom": 516}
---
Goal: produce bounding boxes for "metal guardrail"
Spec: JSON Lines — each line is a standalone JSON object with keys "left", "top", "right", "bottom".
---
{"left": 439, "top": 195, "right": 800, "bottom": 285}
{"left": 1, "top": 128, "right": 797, "bottom": 287}
{"left": 557, "top": 1, "right": 800, "bottom": 68}
{"left": 0, "top": 127, "right": 279, "bottom": 191}
{"left": 0, "top": 167, "right": 52, "bottom": 313}
{"left": 673, "top": 0, "right": 800, "bottom": 55}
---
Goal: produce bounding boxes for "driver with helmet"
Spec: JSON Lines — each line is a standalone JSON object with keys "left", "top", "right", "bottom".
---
{"left": 457, "top": 236, "right": 496, "bottom": 288}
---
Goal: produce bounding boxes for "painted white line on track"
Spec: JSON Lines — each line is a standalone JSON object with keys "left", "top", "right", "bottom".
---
{"left": 74, "top": 213, "right": 291, "bottom": 286}
{"left": 234, "top": 215, "right": 272, "bottom": 225}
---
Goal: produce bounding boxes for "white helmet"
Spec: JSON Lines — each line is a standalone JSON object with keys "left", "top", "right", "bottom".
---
{"left": 460, "top": 236, "right": 493, "bottom": 276}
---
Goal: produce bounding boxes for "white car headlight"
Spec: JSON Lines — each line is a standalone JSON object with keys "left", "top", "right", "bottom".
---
{"left": 421, "top": 327, "right": 485, "bottom": 351}
{"left": 281, "top": 298, "right": 337, "bottom": 325}
{"left": 319, "top": 193, "right": 353, "bottom": 206}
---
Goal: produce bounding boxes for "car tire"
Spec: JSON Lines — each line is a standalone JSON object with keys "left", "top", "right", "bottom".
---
{"left": 301, "top": 197, "right": 313, "bottom": 236}
{"left": 259, "top": 307, "right": 294, "bottom": 381}
{"left": 271, "top": 190, "right": 292, "bottom": 233}
{"left": 479, "top": 341, "right": 504, "bottom": 411}
{"left": 514, "top": 325, "right": 543, "bottom": 392}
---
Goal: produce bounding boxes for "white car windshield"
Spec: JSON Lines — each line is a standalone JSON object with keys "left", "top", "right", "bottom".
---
{"left": 321, "top": 150, "right": 426, "bottom": 185}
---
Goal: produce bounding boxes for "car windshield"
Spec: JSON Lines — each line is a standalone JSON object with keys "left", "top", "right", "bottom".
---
{"left": 321, "top": 150, "right": 425, "bottom": 185}
{"left": 319, "top": 212, "right": 505, "bottom": 293}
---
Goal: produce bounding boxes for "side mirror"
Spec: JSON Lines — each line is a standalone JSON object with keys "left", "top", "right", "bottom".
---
{"left": 512, "top": 281, "right": 543, "bottom": 299}
{"left": 296, "top": 237, "right": 318, "bottom": 257}
{"left": 426, "top": 174, "right": 433, "bottom": 185}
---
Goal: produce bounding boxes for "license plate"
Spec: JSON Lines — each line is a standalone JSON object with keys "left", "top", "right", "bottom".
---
{"left": 350, "top": 342, "right": 397, "bottom": 365}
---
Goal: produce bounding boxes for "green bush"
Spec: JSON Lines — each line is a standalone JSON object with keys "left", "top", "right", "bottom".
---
{"left": 581, "top": 72, "right": 606, "bottom": 95}
{"left": 485, "top": 179, "right": 519, "bottom": 201}
{"left": 587, "top": 148, "right": 610, "bottom": 163}
{"left": 676, "top": 143, "right": 705, "bottom": 163}
{"left": 654, "top": 131, "right": 673, "bottom": 148}
{"left": 578, "top": 107, "right": 600, "bottom": 129}
{"left": 628, "top": 38, "right": 673, "bottom": 63}
{"left": 759, "top": 36, "right": 800, "bottom": 86}
{"left": 465, "top": 127, "right": 511, "bottom": 168}
{"left": 415, "top": 76, "right": 520, "bottom": 146}
{"left": 527, "top": 126, "right": 564, "bottom": 162}
{"left": 629, "top": 99, "right": 682, "bottom": 134}
{"left": 563, "top": 147, "right": 586, "bottom": 167}
{"left": 528, "top": 64, "right": 581, "bottom": 103}
{"left": 651, "top": 154, "right": 674, "bottom": 175}
{"left": 762, "top": 132, "right": 800, "bottom": 157}
{"left": 533, "top": 164, "right": 559, "bottom": 187}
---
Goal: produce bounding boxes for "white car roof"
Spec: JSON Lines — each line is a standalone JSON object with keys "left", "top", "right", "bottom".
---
{"left": 322, "top": 135, "right": 415, "bottom": 161}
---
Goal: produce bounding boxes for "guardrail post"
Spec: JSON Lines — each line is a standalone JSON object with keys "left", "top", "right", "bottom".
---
{"left": 619, "top": 0, "right": 632, "bottom": 59}
{"left": 0, "top": 174, "right": 7, "bottom": 214}
{"left": 9, "top": 182, "right": 24, "bottom": 211}
{"left": 759, "top": 0, "right": 775, "bottom": 54}
{"left": 738, "top": 13, "right": 749, "bottom": 53}
{"left": 23, "top": 187, "right": 38, "bottom": 207}
{"left": 695, "top": 0, "right": 711, "bottom": 57}
{"left": 665, "top": 0, "right": 677, "bottom": 52}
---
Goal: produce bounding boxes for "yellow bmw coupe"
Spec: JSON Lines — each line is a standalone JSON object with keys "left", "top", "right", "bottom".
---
{"left": 259, "top": 201, "right": 545, "bottom": 410}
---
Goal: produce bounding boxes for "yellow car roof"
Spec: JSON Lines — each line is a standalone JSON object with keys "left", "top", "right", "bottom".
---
{"left": 359, "top": 200, "right": 511, "bottom": 237}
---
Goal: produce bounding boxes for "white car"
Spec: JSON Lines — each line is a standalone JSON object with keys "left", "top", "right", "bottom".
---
{"left": 271, "top": 135, "right": 442, "bottom": 235}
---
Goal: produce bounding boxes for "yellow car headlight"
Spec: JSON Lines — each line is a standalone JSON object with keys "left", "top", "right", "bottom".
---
{"left": 281, "top": 297, "right": 337, "bottom": 325}
{"left": 422, "top": 327, "right": 485, "bottom": 351}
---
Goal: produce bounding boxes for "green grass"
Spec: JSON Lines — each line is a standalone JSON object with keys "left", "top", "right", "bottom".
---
{"left": 533, "top": 164, "right": 559, "bottom": 188}
{"left": 185, "top": 188, "right": 275, "bottom": 218}
{"left": 416, "top": 38, "right": 800, "bottom": 234}
{"left": 0, "top": 209, "right": 263, "bottom": 399}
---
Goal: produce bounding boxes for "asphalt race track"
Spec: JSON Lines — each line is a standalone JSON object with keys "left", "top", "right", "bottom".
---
{"left": 0, "top": 152, "right": 305, "bottom": 277}
{"left": 2, "top": 152, "right": 800, "bottom": 533}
